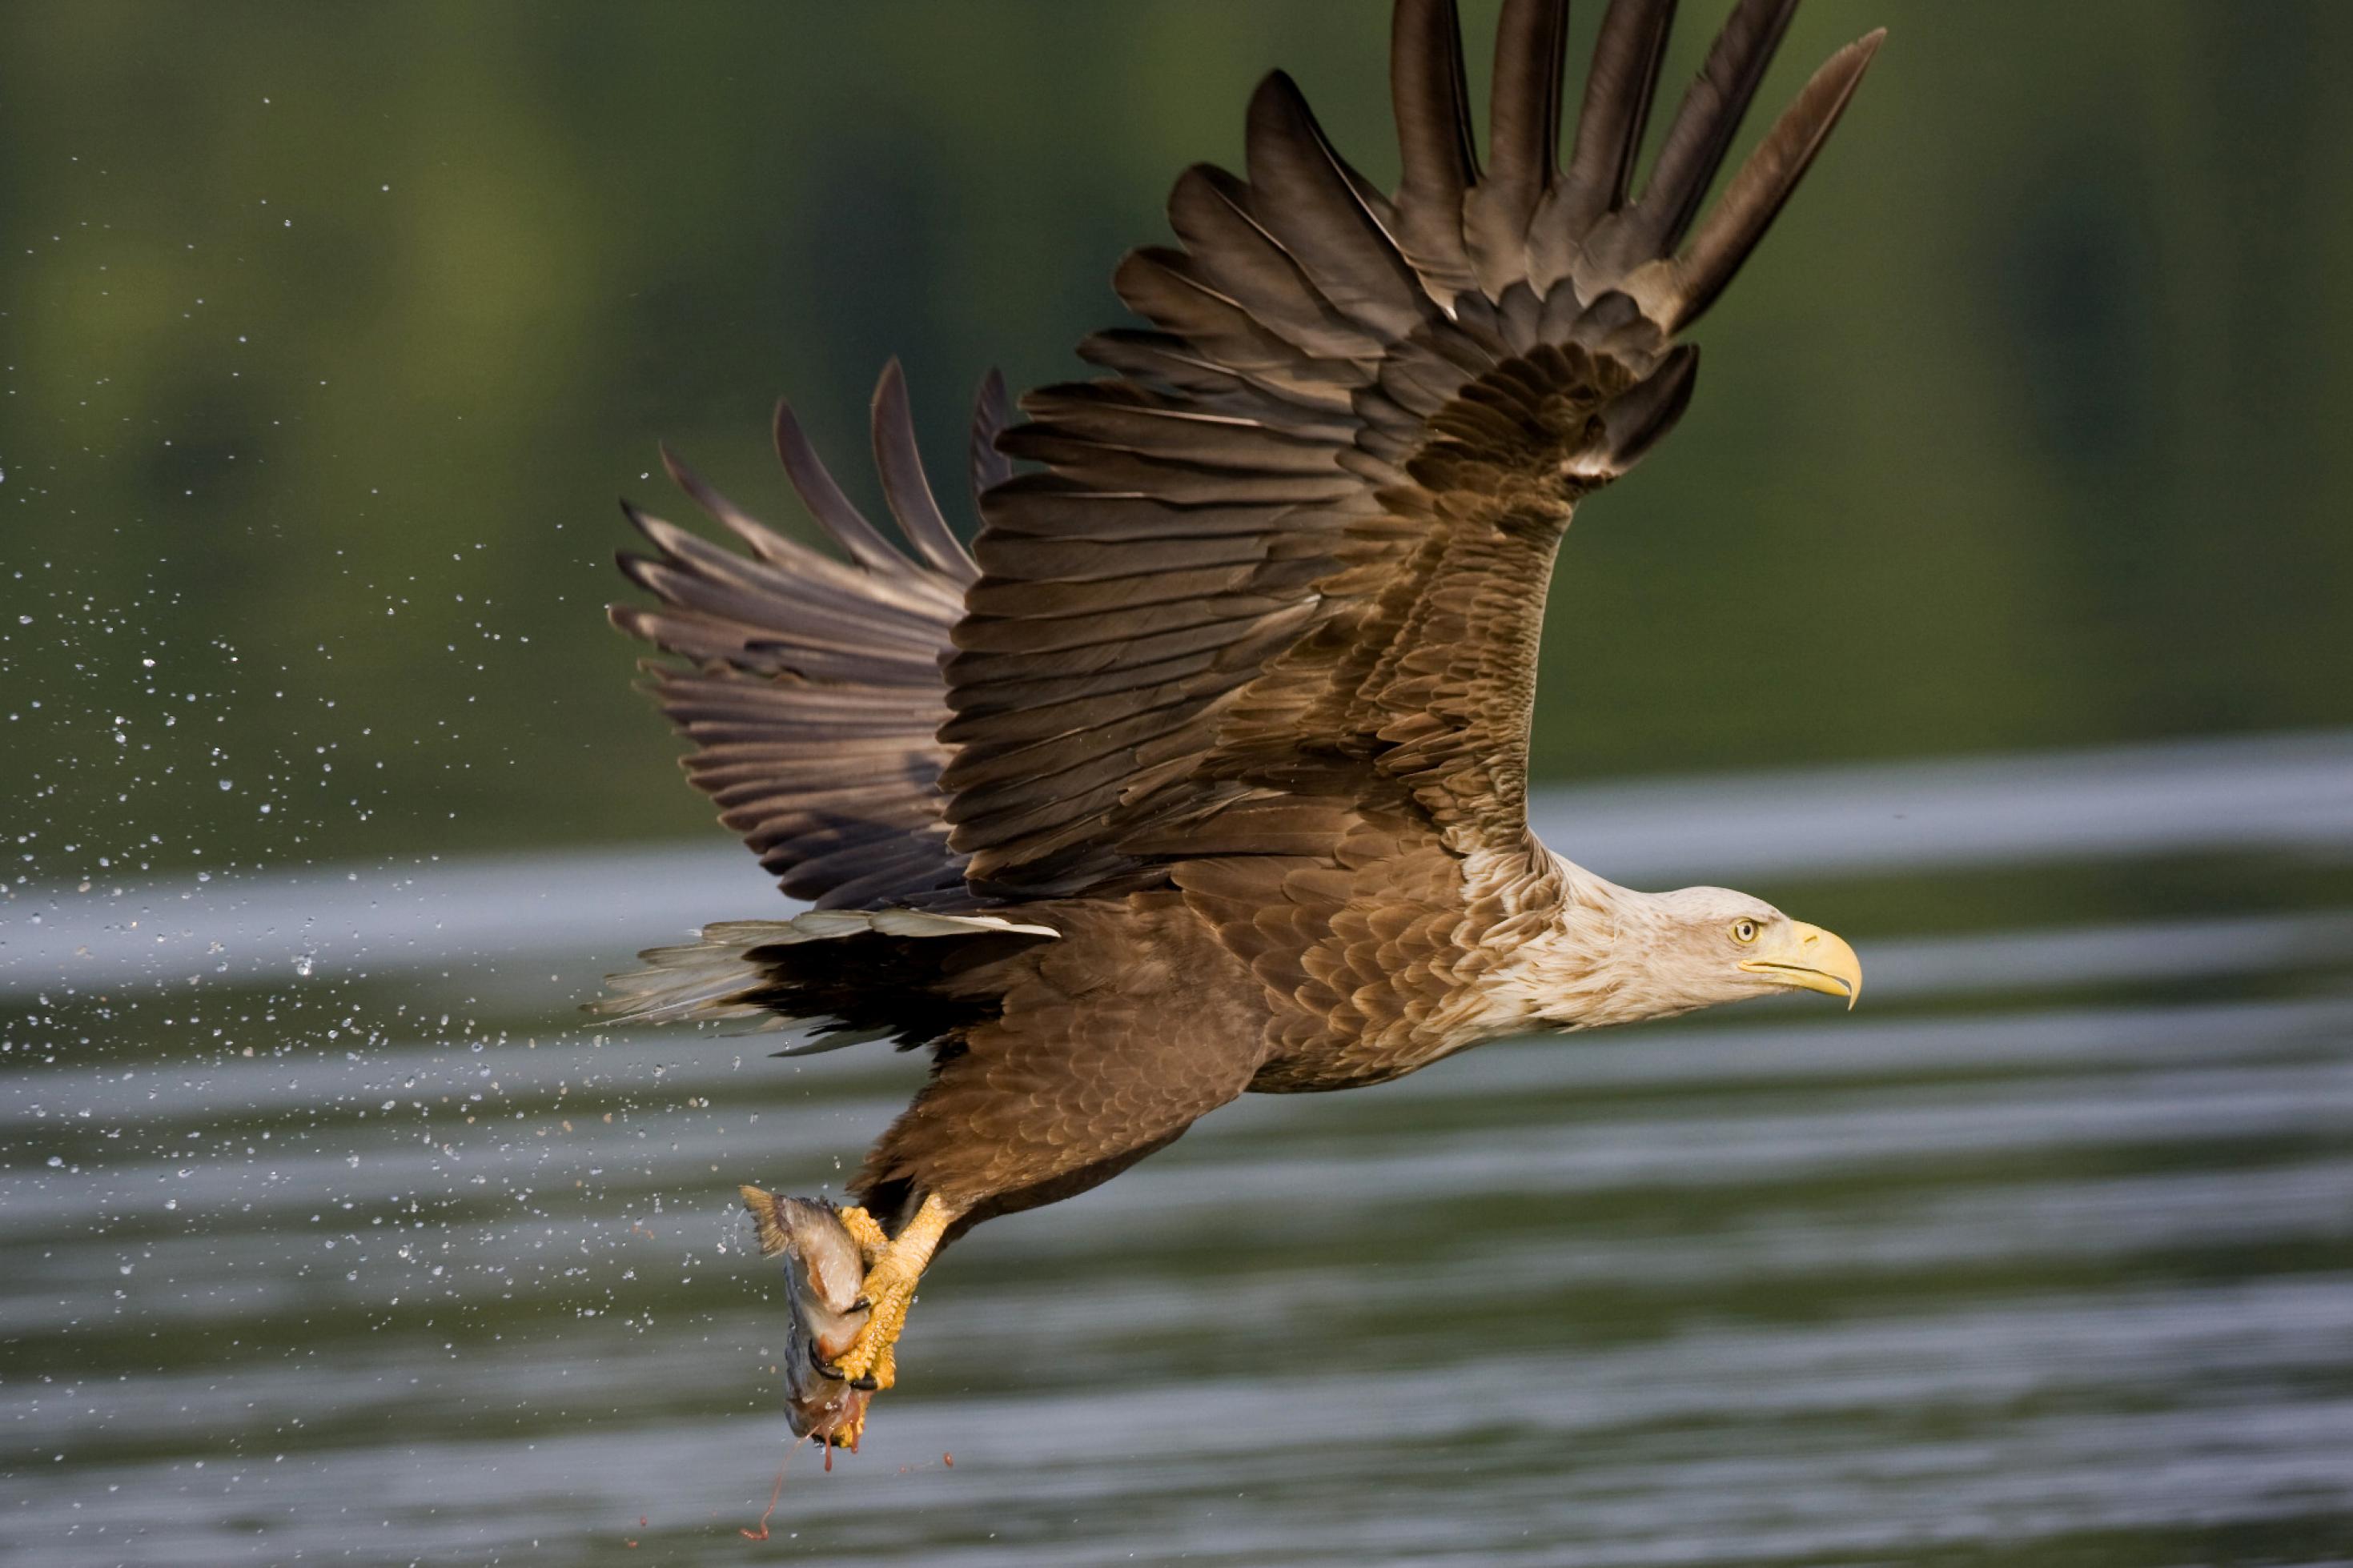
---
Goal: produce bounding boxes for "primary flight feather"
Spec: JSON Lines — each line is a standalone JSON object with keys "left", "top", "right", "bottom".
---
{"left": 599, "top": 0, "right": 1879, "bottom": 1434}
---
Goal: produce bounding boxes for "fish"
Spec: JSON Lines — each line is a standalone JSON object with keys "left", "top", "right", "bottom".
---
{"left": 738, "top": 1185, "right": 874, "bottom": 1448}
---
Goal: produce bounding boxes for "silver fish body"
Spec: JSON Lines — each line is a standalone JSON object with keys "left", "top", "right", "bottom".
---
{"left": 739, "top": 1186, "right": 873, "bottom": 1446}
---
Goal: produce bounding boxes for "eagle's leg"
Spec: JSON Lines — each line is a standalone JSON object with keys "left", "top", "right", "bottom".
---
{"left": 829, "top": 1192, "right": 955, "bottom": 1392}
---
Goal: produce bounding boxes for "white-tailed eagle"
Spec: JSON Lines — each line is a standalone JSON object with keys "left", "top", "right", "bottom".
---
{"left": 599, "top": 0, "right": 1877, "bottom": 1442}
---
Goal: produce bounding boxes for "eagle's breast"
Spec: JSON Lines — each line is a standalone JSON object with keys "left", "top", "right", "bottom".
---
{"left": 1216, "top": 836, "right": 1588, "bottom": 1093}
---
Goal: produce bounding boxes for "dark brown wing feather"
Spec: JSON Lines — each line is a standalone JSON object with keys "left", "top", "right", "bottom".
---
{"left": 609, "top": 362, "right": 996, "bottom": 909}
{"left": 941, "top": 0, "right": 1883, "bottom": 898}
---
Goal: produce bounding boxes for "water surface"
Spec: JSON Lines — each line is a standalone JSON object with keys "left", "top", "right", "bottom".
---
{"left": 7, "top": 737, "right": 2352, "bottom": 1565}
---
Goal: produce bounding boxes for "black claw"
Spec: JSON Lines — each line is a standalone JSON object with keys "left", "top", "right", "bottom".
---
{"left": 849, "top": 1374, "right": 880, "bottom": 1392}
{"left": 849, "top": 1297, "right": 871, "bottom": 1313}
{"left": 807, "top": 1340, "right": 845, "bottom": 1380}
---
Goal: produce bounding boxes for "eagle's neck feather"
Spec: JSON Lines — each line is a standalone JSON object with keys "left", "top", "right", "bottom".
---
{"left": 1456, "top": 843, "right": 1700, "bottom": 1039}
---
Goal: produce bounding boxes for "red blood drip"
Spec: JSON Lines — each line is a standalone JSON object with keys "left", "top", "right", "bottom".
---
{"left": 740, "top": 1434, "right": 806, "bottom": 1541}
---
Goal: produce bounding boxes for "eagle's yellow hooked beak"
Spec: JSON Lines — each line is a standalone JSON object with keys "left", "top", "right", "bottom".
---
{"left": 1740, "top": 921, "right": 1863, "bottom": 1009}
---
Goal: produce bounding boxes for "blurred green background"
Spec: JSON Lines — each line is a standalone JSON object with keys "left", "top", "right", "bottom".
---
{"left": 5, "top": 0, "right": 2350, "bottom": 886}
{"left": 10, "top": 11, "right": 2353, "bottom": 1562}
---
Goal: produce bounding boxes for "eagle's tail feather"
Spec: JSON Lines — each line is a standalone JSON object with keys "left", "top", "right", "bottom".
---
{"left": 588, "top": 908, "right": 1059, "bottom": 1041}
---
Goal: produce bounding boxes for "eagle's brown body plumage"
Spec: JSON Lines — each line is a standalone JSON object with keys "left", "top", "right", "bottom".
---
{"left": 600, "top": 0, "right": 1877, "bottom": 1398}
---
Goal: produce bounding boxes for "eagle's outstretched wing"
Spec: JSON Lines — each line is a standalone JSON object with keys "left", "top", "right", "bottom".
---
{"left": 609, "top": 362, "right": 1007, "bottom": 909}
{"left": 939, "top": 0, "right": 1881, "bottom": 897}
{"left": 611, "top": 0, "right": 1880, "bottom": 915}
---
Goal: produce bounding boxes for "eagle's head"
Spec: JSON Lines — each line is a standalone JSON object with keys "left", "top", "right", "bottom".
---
{"left": 1617, "top": 884, "right": 1863, "bottom": 1019}
{"left": 1478, "top": 862, "right": 1864, "bottom": 1038}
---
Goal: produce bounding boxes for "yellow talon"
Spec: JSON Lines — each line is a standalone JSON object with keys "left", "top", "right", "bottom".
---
{"left": 829, "top": 1193, "right": 953, "bottom": 1391}
{"left": 832, "top": 1203, "right": 890, "bottom": 1266}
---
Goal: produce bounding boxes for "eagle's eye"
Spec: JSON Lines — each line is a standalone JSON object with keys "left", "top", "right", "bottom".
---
{"left": 1732, "top": 919, "right": 1759, "bottom": 944}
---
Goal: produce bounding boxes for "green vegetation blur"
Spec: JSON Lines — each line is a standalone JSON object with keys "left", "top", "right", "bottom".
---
{"left": 6, "top": 1, "right": 2350, "bottom": 883}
